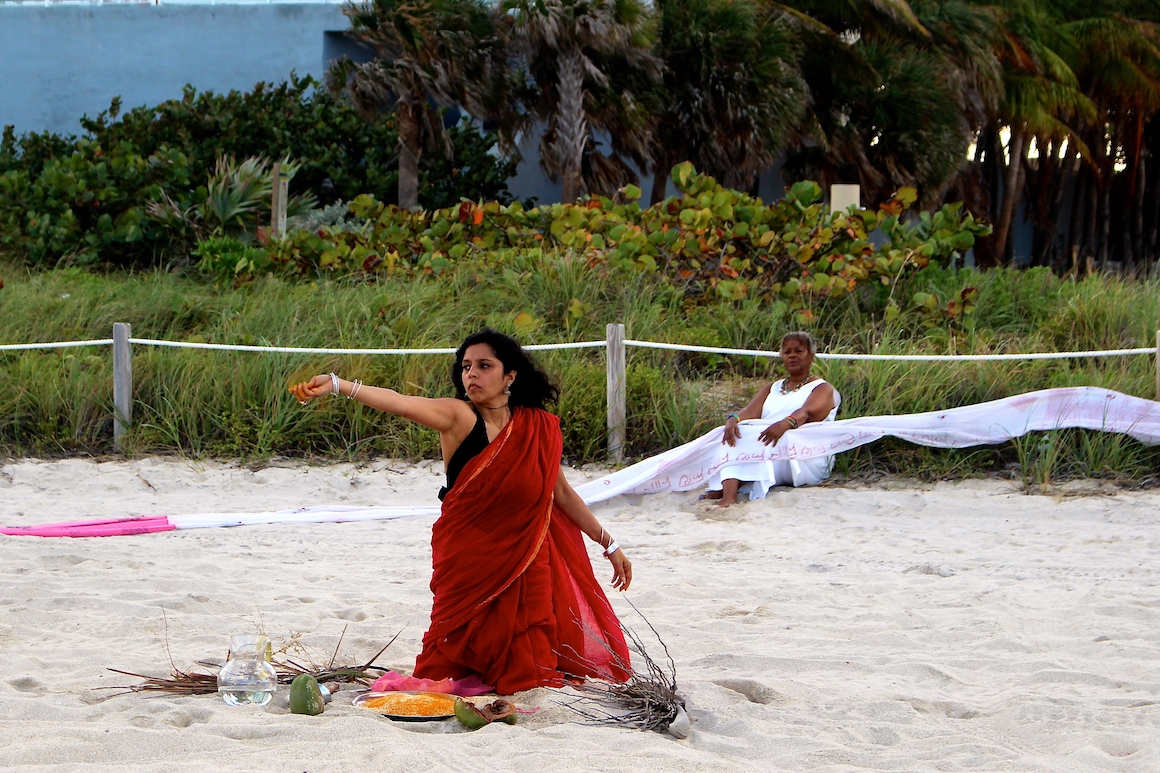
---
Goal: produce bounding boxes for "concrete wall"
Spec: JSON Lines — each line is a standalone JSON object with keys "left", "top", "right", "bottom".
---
{"left": 0, "top": 3, "right": 347, "bottom": 136}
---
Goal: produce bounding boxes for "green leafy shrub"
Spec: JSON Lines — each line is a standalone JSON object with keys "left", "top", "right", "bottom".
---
{"left": 192, "top": 236, "right": 271, "bottom": 285}
{"left": 78, "top": 77, "right": 517, "bottom": 208}
{"left": 258, "top": 162, "right": 990, "bottom": 328}
{"left": 0, "top": 138, "right": 192, "bottom": 265}
{"left": 1, "top": 76, "right": 518, "bottom": 267}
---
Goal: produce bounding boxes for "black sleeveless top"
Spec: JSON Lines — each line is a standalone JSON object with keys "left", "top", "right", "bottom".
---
{"left": 437, "top": 410, "right": 490, "bottom": 501}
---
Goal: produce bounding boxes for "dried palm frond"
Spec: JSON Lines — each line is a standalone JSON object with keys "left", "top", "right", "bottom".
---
{"left": 105, "top": 666, "right": 219, "bottom": 696}
{"left": 103, "top": 627, "right": 400, "bottom": 697}
{"left": 272, "top": 628, "right": 400, "bottom": 686}
{"left": 558, "top": 599, "right": 686, "bottom": 735}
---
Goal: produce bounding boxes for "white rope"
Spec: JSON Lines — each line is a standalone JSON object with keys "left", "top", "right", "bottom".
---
{"left": 0, "top": 336, "right": 1153, "bottom": 361}
{"left": 127, "top": 338, "right": 605, "bottom": 355}
{"left": 626, "top": 340, "right": 781, "bottom": 357}
{"left": 625, "top": 339, "right": 1154, "bottom": 361}
{"left": 130, "top": 338, "right": 458, "bottom": 354}
{"left": 812, "top": 348, "right": 1154, "bottom": 361}
{"left": 0, "top": 339, "right": 114, "bottom": 351}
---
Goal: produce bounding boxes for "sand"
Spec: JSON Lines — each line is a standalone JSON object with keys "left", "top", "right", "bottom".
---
{"left": 1, "top": 456, "right": 1157, "bottom": 772}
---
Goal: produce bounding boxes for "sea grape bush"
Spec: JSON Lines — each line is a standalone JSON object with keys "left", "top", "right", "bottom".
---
{"left": 256, "top": 162, "right": 990, "bottom": 322}
{"left": 0, "top": 133, "right": 194, "bottom": 265}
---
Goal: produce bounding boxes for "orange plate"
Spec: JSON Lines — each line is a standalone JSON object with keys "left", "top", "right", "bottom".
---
{"left": 352, "top": 691, "right": 458, "bottom": 722}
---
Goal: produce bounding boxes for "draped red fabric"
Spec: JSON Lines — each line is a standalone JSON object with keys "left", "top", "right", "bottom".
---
{"left": 412, "top": 407, "right": 630, "bottom": 694}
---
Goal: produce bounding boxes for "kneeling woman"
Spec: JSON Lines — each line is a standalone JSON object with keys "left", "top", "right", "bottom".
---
{"left": 290, "top": 330, "right": 631, "bottom": 694}
{"left": 702, "top": 331, "right": 840, "bottom": 507}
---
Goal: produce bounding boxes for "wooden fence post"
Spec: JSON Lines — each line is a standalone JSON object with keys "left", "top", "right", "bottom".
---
{"left": 271, "top": 161, "right": 289, "bottom": 236}
{"left": 113, "top": 323, "right": 132, "bottom": 451}
{"left": 606, "top": 323, "right": 626, "bottom": 463}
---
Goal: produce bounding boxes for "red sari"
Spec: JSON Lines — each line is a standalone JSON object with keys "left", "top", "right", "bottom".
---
{"left": 412, "top": 407, "right": 630, "bottom": 694}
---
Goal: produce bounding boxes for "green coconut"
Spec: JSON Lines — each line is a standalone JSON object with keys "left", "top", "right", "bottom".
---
{"left": 288, "top": 674, "right": 325, "bottom": 716}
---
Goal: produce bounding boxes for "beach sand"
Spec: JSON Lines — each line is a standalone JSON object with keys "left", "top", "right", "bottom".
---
{"left": 1, "top": 456, "right": 1157, "bottom": 772}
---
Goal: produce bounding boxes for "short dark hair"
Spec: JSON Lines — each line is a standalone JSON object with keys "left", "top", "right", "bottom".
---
{"left": 780, "top": 331, "right": 817, "bottom": 357}
{"left": 451, "top": 329, "right": 560, "bottom": 409}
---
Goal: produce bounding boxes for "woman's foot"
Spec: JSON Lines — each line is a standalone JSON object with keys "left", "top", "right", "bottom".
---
{"left": 698, "top": 490, "right": 723, "bottom": 501}
{"left": 716, "top": 478, "right": 741, "bottom": 508}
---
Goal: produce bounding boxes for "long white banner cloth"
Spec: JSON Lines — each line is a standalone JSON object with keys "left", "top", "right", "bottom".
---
{"left": 4, "top": 387, "right": 1157, "bottom": 536}
{"left": 573, "top": 386, "right": 1160, "bottom": 503}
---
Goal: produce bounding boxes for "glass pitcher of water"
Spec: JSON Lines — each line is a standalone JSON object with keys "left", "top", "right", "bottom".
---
{"left": 217, "top": 634, "right": 278, "bottom": 706}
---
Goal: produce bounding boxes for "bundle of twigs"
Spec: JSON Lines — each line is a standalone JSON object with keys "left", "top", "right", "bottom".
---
{"left": 105, "top": 666, "right": 219, "bottom": 696}
{"left": 271, "top": 628, "right": 398, "bottom": 686}
{"left": 105, "top": 627, "right": 399, "bottom": 697}
{"left": 559, "top": 600, "right": 685, "bottom": 734}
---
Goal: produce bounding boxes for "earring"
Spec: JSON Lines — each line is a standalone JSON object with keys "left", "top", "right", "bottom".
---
{"left": 504, "top": 382, "right": 512, "bottom": 396}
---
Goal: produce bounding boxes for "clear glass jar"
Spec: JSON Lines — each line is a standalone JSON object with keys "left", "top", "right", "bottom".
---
{"left": 217, "top": 634, "right": 278, "bottom": 707}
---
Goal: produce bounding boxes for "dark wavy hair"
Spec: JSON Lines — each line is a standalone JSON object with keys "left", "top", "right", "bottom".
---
{"left": 451, "top": 329, "right": 560, "bottom": 409}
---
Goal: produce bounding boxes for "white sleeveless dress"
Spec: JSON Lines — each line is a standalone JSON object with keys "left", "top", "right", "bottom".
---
{"left": 706, "top": 378, "right": 841, "bottom": 500}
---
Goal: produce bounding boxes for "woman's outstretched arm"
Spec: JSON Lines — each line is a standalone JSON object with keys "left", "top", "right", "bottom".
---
{"left": 290, "top": 374, "right": 471, "bottom": 435}
{"left": 553, "top": 469, "right": 632, "bottom": 591}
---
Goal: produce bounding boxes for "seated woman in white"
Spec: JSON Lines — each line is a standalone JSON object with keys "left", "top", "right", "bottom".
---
{"left": 702, "top": 331, "right": 840, "bottom": 507}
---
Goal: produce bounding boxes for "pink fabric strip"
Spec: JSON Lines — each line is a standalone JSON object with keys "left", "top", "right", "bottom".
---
{"left": 370, "top": 670, "right": 493, "bottom": 697}
{"left": 1, "top": 517, "right": 175, "bottom": 538}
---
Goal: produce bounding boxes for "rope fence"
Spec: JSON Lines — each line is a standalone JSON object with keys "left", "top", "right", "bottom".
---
{"left": 4, "top": 323, "right": 1159, "bottom": 458}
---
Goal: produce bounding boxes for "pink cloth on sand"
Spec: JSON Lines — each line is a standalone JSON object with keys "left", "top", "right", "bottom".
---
{"left": 370, "top": 670, "right": 493, "bottom": 696}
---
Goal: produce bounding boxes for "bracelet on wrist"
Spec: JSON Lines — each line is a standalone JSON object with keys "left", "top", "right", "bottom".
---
{"left": 602, "top": 540, "right": 620, "bottom": 557}
{"left": 329, "top": 372, "right": 340, "bottom": 397}
{"left": 727, "top": 413, "right": 739, "bottom": 422}
{"left": 785, "top": 414, "right": 799, "bottom": 429}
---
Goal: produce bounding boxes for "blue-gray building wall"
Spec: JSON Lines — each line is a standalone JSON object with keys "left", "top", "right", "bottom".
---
{"left": 0, "top": 3, "right": 348, "bottom": 136}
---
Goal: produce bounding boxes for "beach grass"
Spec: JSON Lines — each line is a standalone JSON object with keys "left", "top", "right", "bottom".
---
{"left": 1, "top": 256, "right": 1158, "bottom": 481}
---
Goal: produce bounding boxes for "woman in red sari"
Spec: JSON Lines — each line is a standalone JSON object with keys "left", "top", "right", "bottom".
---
{"left": 289, "top": 330, "right": 632, "bottom": 693}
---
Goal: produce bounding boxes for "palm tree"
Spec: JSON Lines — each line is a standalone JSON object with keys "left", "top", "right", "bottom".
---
{"left": 647, "top": 0, "right": 807, "bottom": 204}
{"left": 330, "top": 0, "right": 508, "bottom": 209}
{"left": 1057, "top": 0, "right": 1160, "bottom": 269}
{"left": 779, "top": 0, "right": 981, "bottom": 206}
{"left": 504, "top": 0, "right": 660, "bottom": 202}
{"left": 979, "top": 0, "right": 1093, "bottom": 266}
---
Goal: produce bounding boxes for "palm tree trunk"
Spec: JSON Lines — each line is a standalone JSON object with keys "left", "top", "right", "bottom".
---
{"left": 1066, "top": 163, "right": 1086, "bottom": 273}
{"left": 1148, "top": 128, "right": 1160, "bottom": 263}
{"left": 557, "top": 49, "right": 588, "bottom": 203}
{"left": 1040, "top": 145, "right": 1080, "bottom": 269}
{"left": 1098, "top": 162, "right": 1111, "bottom": 269}
{"left": 993, "top": 125, "right": 1026, "bottom": 265}
{"left": 1131, "top": 146, "right": 1145, "bottom": 270}
{"left": 972, "top": 126, "right": 1001, "bottom": 268}
{"left": 1084, "top": 129, "right": 1100, "bottom": 271}
{"left": 650, "top": 150, "right": 670, "bottom": 205}
{"left": 397, "top": 104, "right": 422, "bottom": 210}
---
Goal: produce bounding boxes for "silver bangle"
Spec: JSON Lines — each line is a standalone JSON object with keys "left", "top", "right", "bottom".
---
{"left": 348, "top": 379, "right": 363, "bottom": 400}
{"left": 602, "top": 540, "right": 620, "bottom": 557}
{"left": 329, "top": 372, "right": 340, "bottom": 396}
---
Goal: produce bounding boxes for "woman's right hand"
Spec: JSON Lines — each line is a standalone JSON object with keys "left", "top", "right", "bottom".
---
{"left": 722, "top": 416, "right": 742, "bottom": 447}
{"left": 608, "top": 548, "right": 632, "bottom": 591}
{"left": 289, "top": 374, "right": 334, "bottom": 404}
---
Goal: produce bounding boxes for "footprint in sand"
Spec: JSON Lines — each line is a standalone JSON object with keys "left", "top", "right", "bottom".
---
{"left": 712, "top": 678, "right": 790, "bottom": 705}
{"left": 904, "top": 562, "right": 956, "bottom": 577}
{"left": 902, "top": 697, "right": 981, "bottom": 719}
{"left": 8, "top": 676, "right": 44, "bottom": 693}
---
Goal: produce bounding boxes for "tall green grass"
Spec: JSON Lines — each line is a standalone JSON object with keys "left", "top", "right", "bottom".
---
{"left": 1, "top": 258, "right": 1158, "bottom": 483}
